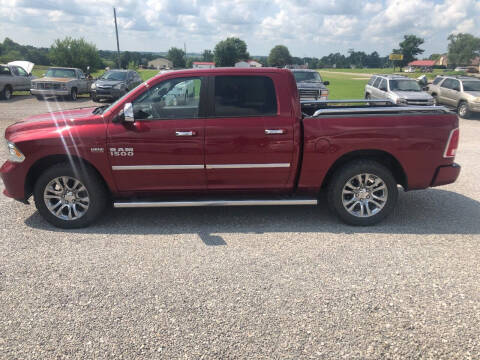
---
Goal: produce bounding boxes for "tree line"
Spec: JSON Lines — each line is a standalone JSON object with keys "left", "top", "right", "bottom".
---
{"left": 1, "top": 32, "right": 479, "bottom": 72}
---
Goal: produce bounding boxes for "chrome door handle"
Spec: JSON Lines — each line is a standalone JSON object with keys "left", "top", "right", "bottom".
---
{"left": 265, "top": 129, "right": 285, "bottom": 135}
{"left": 176, "top": 131, "right": 195, "bottom": 136}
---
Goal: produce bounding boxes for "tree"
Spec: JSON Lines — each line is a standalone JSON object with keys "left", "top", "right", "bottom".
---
{"left": 393, "top": 34, "right": 425, "bottom": 67}
{"left": 429, "top": 53, "right": 442, "bottom": 61}
{"left": 167, "top": 47, "right": 186, "bottom": 68}
{"left": 268, "top": 45, "right": 292, "bottom": 67}
{"left": 49, "top": 37, "right": 103, "bottom": 71}
{"left": 202, "top": 50, "right": 214, "bottom": 62}
{"left": 213, "top": 37, "right": 249, "bottom": 67}
{"left": 447, "top": 33, "right": 480, "bottom": 67}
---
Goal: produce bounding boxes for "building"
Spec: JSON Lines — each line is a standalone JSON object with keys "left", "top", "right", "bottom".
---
{"left": 235, "top": 60, "right": 263, "bottom": 68}
{"left": 147, "top": 58, "right": 173, "bottom": 70}
{"left": 407, "top": 60, "right": 436, "bottom": 70}
{"left": 192, "top": 62, "right": 215, "bottom": 69}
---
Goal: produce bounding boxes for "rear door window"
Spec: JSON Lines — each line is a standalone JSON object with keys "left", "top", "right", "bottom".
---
{"left": 441, "top": 79, "right": 453, "bottom": 89}
{"left": 213, "top": 75, "right": 277, "bottom": 117}
{"left": 432, "top": 77, "right": 443, "bottom": 85}
{"left": 372, "top": 77, "right": 382, "bottom": 88}
{"left": 0, "top": 66, "right": 11, "bottom": 76}
{"left": 367, "top": 76, "right": 377, "bottom": 86}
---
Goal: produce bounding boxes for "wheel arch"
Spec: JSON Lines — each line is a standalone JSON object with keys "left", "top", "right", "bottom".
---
{"left": 25, "top": 154, "right": 111, "bottom": 199}
{"left": 321, "top": 149, "right": 408, "bottom": 190}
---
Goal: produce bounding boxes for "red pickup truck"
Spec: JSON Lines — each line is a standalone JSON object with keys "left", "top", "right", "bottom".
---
{"left": 1, "top": 68, "right": 460, "bottom": 228}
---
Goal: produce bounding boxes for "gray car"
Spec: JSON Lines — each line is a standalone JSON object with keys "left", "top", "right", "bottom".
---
{"left": 427, "top": 75, "right": 480, "bottom": 118}
{"left": 91, "top": 69, "right": 143, "bottom": 102}
{"left": 365, "top": 74, "right": 434, "bottom": 105}
{"left": 0, "top": 61, "right": 35, "bottom": 100}
{"left": 290, "top": 69, "right": 330, "bottom": 101}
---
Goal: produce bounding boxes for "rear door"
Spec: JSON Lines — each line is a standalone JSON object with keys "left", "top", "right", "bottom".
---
{"left": 371, "top": 77, "right": 382, "bottom": 99}
{"left": 204, "top": 74, "right": 295, "bottom": 191}
{"left": 439, "top": 79, "right": 457, "bottom": 107}
{"left": 107, "top": 75, "right": 207, "bottom": 192}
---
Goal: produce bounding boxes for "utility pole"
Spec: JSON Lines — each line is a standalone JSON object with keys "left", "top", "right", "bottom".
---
{"left": 184, "top": 42, "right": 187, "bottom": 67}
{"left": 113, "top": 7, "right": 121, "bottom": 68}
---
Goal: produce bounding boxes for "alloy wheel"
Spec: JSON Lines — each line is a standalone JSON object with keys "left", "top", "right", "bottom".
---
{"left": 43, "top": 176, "right": 90, "bottom": 220}
{"left": 341, "top": 173, "right": 388, "bottom": 218}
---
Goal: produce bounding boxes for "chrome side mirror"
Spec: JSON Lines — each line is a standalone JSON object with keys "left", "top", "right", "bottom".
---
{"left": 124, "top": 102, "right": 134, "bottom": 122}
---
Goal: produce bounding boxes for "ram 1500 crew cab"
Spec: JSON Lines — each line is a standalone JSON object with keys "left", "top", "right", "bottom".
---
{"left": 1, "top": 68, "right": 461, "bottom": 228}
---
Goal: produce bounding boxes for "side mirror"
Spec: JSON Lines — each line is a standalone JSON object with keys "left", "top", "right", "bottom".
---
{"left": 323, "top": 81, "right": 330, "bottom": 86}
{"left": 124, "top": 102, "right": 134, "bottom": 122}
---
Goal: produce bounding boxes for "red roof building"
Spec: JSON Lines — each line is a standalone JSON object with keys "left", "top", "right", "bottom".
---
{"left": 408, "top": 60, "right": 436, "bottom": 67}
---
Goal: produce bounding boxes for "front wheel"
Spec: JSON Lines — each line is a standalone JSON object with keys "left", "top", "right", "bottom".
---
{"left": 458, "top": 101, "right": 470, "bottom": 119}
{"left": 33, "top": 163, "right": 108, "bottom": 228}
{"left": 69, "top": 88, "right": 78, "bottom": 101}
{"left": 327, "top": 160, "right": 398, "bottom": 226}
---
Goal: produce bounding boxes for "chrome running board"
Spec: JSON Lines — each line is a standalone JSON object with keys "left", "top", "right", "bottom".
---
{"left": 114, "top": 199, "right": 318, "bottom": 208}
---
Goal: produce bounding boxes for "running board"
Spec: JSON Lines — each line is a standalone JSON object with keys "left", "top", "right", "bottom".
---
{"left": 113, "top": 199, "right": 318, "bottom": 208}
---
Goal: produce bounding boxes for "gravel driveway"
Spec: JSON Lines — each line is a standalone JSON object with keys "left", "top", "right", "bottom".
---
{"left": 0, "top": 96, "right": 479, "bottom": 359}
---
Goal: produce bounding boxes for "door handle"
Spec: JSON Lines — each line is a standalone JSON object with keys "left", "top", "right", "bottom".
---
{"left": 265, "top": 129, "right": 285, "bottom": 135}
{"left": 176, "top": 131, "right": 195, "bottom": 136}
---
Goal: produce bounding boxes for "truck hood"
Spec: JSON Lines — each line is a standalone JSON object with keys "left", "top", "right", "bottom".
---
{"left": 392, "top": 91, "right": 432, "bottom": 100}
{"left": 5, "top": 107, "right": 102, "bottom": 140}
{"left": 8, "top": 61, "right": 34, "bottom": 74}
{"left": 32, "top": 77, "right": 74, "bottom": 83}
{"left": 297, "top": 82, "right": 327, "bottom": 90}
{"left": 95, "top": 79, "right": 124, "bottom": 87}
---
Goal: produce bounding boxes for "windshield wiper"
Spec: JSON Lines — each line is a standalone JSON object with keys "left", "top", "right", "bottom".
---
{"left": 92, "top": 105, "right": 108, "bottom": 115}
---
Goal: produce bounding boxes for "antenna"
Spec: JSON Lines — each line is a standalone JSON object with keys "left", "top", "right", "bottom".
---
{"left": 113, "top": 7, "right": 121, "bottom": 68}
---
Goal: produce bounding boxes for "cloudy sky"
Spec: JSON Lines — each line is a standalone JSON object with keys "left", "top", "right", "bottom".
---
{"left": 1, "top": 0, "right": 479, "bottom": 57}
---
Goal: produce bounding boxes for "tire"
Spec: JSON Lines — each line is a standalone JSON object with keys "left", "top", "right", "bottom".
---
{"left": 69, "top": 88, "right": 78, "bottom": 101}
{"left": 432, "top": 94, "right": 438, "bottom": 106}
{"left": 1, "top": 85, "right": 13, "bottom": 100}
{"left": 33, "top": 162, "right": 108, "bottom": 228}
{"left": 35, "top": 95, "right": 44, "bottom": 101}
{"left": 327, "top": 160, "right": 398, "bottom": 226}
{"left": 365, "top": 93, "right": 371, "bottom": 99}
{"left": 457, "top": 101, "right": 470, "bottom": 119}
{"left": 92, "top": 94, "right": 99, "bottom": 102}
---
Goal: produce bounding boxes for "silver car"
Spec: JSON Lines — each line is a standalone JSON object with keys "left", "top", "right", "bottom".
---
{"left": 365, "top": 74, "right": 434, "bottom": 105}
{"left": 427, "top": 75, "right": 480, "bottom": 118}
{"left": 0, "top": 61, "right": 35, "bottom": 100}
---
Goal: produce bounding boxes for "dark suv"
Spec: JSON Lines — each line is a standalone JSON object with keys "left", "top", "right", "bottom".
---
{"left": 91, "top": 69, "right": 142, "bottom": 102}
{"left": 290, "top": 69, "right": 329, "bottom": 100}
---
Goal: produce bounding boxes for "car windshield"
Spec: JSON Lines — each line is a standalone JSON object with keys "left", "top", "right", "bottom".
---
{"left": 389, "top": 79, "right": 421, "bottom": 91}
{"left": 45, "top": 68, "right": 76, "bottom": 78}
{"left": 462, "top": 81, "right": 480, "bottom": 92}
{"left": 100, "top": 71, "right": 127, "bottom": 81}
{"left": 293, "top": 71, "right": 322, "bottom": 82}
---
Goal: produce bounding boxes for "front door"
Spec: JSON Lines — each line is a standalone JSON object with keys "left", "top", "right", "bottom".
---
{"left": 107, "top": 76, "right": 207, "bottom": 192}
{"left": 205, "top": 74, "right": 295, "bottom": 191}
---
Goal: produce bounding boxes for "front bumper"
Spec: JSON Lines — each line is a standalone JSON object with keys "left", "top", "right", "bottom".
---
{"left": 469, "top": 102, "right": 480, "bottom": 112}
{"left": 0, "top": 161, "right": 28, "bottom": 201}
{"left": 31, "top": 89, "right": 69, "bottom": 96}
{"left": 91, "top": 88, "right": 124, "bottom": 99}
{"left": 431, "top": 163, "right": 461, "bottom": 187}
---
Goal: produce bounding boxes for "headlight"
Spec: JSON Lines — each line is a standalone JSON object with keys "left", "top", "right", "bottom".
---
{"left": 6, "top": 141, "right": 25, "bottom": 163}
{"left": 113, "top": 83, "right": 124, "bottom": 89}
{"left": 91, "top": 83, "right": 96, "bottom": 90}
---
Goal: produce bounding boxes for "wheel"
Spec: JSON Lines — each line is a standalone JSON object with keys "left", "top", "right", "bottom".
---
{"left": 327, "top": 160, "right": 398, "bottom": 226}
{"left": 1, "top": 85, "right": 12, "bottom": 100}
{"left": 432, "top": 94, "right": 438, "bottom": 106}
{"left": 458, "top": 101, "right": 470, "bottom": 119}
{"left": 69, "top": 88, "right": 78, "bottom": 101}
{"left": 33, "top": 163, "right": 108, "bottom": 228}
{"left": 35, "top": 95, "right": 45, "bottom": 101}
{"left": 365, "top": 93, "right": 371, "bottom": 99}
{"left": 92, "top": 94, "right": 99, "bottom": 102}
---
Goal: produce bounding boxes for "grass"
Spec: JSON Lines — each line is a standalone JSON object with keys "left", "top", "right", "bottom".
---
{"left": 318, "top": 71, "right": 369, "bottom": 100}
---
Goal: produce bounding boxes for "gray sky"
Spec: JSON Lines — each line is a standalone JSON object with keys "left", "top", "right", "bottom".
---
{"left": 1, "top": 0, "right": 479, "bottom": 57}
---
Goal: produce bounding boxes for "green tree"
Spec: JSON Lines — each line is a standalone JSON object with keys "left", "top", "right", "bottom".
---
{"left": 167, "top": 47, "right": 186, "bottom": 68}
{"left": 49, "top": 37, "right": 103, "bottom": 71}
{"left": 429, "top": 53, "right": 442, "bottom": 61}
{"left": 447, "top": 33, "right": 480, "bottom": 67}
{"left": 393, "top": 34, "right": 425, "bottom": 67}
{"left": 202, "top": 50, "right": 214, "bottom": 62}
{"left": 268, "top": 45, "right": 292, "bottom": 67}
{"left": 213, "top": 37, "right": 249, "bottom": 67}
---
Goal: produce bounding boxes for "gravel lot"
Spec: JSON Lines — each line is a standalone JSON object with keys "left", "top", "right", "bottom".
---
{"left": 0, "top": 96, "right": 479, "bottom": 359}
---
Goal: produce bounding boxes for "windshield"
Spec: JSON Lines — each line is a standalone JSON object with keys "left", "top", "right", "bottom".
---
{"left": 389, "top": 79, "right": 421, "bottom": 92}
{"left": 45, "top": 68, "right": 76, "bottom": 78}
{"left": 462, "top": 81, "right": 480, "bottom": 92}
{"left": 100, "top": 71, "right": 127, "bottom": 81}
{"left": 293, "top": 71, "right": 322, "bottom": 82}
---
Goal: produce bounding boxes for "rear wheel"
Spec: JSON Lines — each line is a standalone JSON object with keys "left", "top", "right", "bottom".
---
{"left": 33, "top": 163, "right": 108, "bottom": 228}
{"left": 458, "top": 101, "right": 470, "bottom": 119}
{"left": 1, "top": 85, "right": 12, "bottom": 100}
{"left": 35, "top": 95, "right": 44, "bottom": 101}
{"left": 327, "top": 160, "right": 398, "bottom": 226}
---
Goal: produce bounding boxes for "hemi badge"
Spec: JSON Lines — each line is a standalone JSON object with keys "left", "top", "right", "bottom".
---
{"left": 90, "top": 147, "right": 104, "bottom": 153}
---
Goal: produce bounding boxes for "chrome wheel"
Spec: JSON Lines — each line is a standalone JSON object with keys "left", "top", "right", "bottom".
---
{"left": 458, "top": 103, "right": 468, "bottom": 118}
{"left": 342, "top": 173, "right": 388, "bottom": 218}
{"left": 43, "top": 176, "right": 90, "bottom": 221}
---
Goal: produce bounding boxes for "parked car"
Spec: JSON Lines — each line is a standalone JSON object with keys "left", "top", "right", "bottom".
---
{"left": 1, "top": 68, "right": 460, "bottom": 228}
{"left": 290, "top": 69, "right": 329, "bottom": 101}
{"left": 30, "top": 67, "right": 92, "bottom": 101}
{"left": 365, "top": 74, "right": 434, "bottom": 105}
{"left": 91, "top": 69, "right": 143, "bottom": 102}
{"left": 427, "top": 75, "right": 480, "bottom": 118}
{"left": 0, "top": 61, "right": 35, "bottom": 100}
